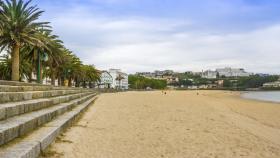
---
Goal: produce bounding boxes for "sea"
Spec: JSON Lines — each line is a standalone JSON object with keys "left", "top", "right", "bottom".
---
{"left": 242, "top": 91, "right": 280, "bottom": 103}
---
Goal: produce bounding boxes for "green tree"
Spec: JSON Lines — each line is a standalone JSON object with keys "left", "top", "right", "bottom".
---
{"left": 223, "top": 79, "right": 232, "bottom": 88}
{"left": 84, "top": 65, "right": 101, "bottom": 88}
{"left": 56, "top": 50, "right": 82, "bottom": 86}
{"left": 0, "top": 0, "right": 49, "bottom": 81}
{"left": 237, "top": 75, "right": 278, "bottom": 88}
{"left": 0, "top": 53, "right": 31, "bottom": 80}
{"left": 116, "top": 74, "right": 125, "bottom": 89}
{"left": 22, "top": 30, "right": 64, "bottom": 83}
{"left": 128, "top": 75, "right": 167, "bottom": 90}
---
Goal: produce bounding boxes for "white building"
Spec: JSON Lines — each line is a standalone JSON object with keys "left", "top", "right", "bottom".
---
{"left": 98, "top": 71, "right": 113, "bottom": 89}
{"left": 109, "top": 69, "right": 129, "bottom": 90}
{"left": 136, "top": 72, "right": 155, "bottom": 78}
{"left": 263, "top": 79, "right": 280, "bottom": 88}
{"left": 216, "top": 67, "right": 251, "bottom": 77}
{"left": 154, "top": 70, "right": 174, "bottom": 76}
{"left": 136, "top": 70, "right": 174, "bottom": 78}
{"left": 202, "top": 70, "right": 217, "bottom": 79}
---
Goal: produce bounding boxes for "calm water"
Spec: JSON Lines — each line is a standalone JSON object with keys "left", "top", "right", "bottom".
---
{"left": 242, "top": 91, "right": 280, "bottom": 103}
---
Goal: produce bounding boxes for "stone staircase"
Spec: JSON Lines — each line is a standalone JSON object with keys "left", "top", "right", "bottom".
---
{"left": 0, "top": 80, "right": 98, "bottom": 158}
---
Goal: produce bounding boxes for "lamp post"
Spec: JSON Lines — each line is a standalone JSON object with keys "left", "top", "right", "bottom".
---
{"left": 67, "top": 69, "right": 71, "bottom": 87}
{"left": 37, "top": 51, "right": 49, "bottom": 84}
{"left": 63, "top": 69, "right": 71, "bottom": 86}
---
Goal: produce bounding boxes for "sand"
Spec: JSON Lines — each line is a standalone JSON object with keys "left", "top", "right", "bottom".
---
{"left": 45, "top": 91, "right": 280, "bottom": 158}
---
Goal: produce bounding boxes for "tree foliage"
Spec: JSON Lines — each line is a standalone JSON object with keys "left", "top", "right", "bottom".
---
{"left": 0, "top": 0, "right": 101, "bottom": 87}
{"left": 129, "top": 75, "right": 167, "bottom": 89}
{"left": 222, "top": 75, "right": 279, "bottom": 88}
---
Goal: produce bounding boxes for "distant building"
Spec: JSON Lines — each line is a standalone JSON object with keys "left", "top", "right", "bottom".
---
{"left": 216, "top": 67, "right": 251, "bottom": 77}
{"left": 164, "top": 76, "right": 179, "bottom": 84}
{"left": 154, "top": 70, "right": 174, "bottom": 76}
{"left": 263, "top": 79, "right": 280, "bottom": 88}
{"left": 109, "top": 69, "right": 129, "bottom": 90}
{"left": 136, "top": 70, "right": 178, "bottom": 85}
{"left": 98, "top": 71, "right": 113, "bottom": 89}
{"left": 256, "top": 73, "right": 270, "bottom": 77}
{"left": 184, "top": 71, "right": 193, "bottom": 74}
{"left": 137, "top": 70, "right": 174, "bottom": 78}
{"left": 136, "top": 72, "right": 155, "bottom": 78}
{"left": 191, "top": 71, "right": 202, "bottom": 76}
{"left": 188, "top": 85, "right": 198, "bottom": 89}
{"left": 201, "top": 70, "right": 217, "bottom": 79}
{"left": 216, "top": 80, "right": 224, "bottom": 87}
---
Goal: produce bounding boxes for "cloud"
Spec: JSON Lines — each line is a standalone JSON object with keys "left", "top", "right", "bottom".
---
{"left": 90, "top": 24, "right": 280, "bottom": 74}
{"left": 38, "top": 1, "right": 280, "bottom": 74}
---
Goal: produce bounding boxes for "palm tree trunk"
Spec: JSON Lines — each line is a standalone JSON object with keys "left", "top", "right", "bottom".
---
{"left": 58, "top": 77, "right": 61, "bottom": 86}
{"left": 11, "top": 44, "right": 20, "bottom": 81}
{"left": 119, "top": 80, "right": 121, "bottom": 90}
{"left": 89, "top": 81, "right": 92, "bottom": 88}
{"left": 28, "top": 71, "right": 33, "bottom": 83}
{"left": 75, "top": 79, "right": 80, "bottom": 87}
{"left": 61, "top": 77, "right": 65, "bottom": 86}
{"left": 68, "top": 77, "right": 72, "bottom": 87}
{"left": 51, "top": 68, "right": 55, "bottom": 86}
{"left": 83, "top": 81, "right": 86, "bottom": 88}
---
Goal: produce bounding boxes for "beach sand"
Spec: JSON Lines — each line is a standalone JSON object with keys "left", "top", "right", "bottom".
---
{"left": 44, "top": 91, "right": 280, "bottom": 158}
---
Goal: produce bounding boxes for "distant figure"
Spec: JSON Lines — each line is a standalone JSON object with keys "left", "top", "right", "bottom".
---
{"left": 197, "top": 92, "right": 199, "bottom": 95}
{"left": 165, "top": 92, "right": 167, "bottom": 95}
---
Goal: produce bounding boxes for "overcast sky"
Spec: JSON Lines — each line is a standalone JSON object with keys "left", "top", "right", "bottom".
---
{"left": 34, "top": 0, "right": 280, "bottom": 74}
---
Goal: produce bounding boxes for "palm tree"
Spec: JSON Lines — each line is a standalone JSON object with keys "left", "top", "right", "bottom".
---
{"left": 54, "top": 49, "right": 82, "bottom": 87}
{"left": 116, "top": 74, "right": 125, "bottom": 90}
{"left": 23, "top": 30, "right": 64, "bottom": 84}
{"left": 0, "top": 0, "right": 49, "bottom": 81}
{"left": 83, "top": 65, "right": 101, "bottom": 88}
{"left": 45, "top": 35, "right": 63, "bottom": 85}
{"left": 0, "top": 53, "right": 32, "bottom": 80}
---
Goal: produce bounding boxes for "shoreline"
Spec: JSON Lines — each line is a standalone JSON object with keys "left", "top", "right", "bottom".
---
{"left": 240, "top": 91, "right": 280, "bottom": 104}
{"left": 129, "top": 89, "right": 280, "bottom": 104}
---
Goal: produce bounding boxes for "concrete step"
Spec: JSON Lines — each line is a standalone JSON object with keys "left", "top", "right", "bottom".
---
{"left": 0, "top": 96, "right": 97, "bottom": 158}
{"left": 0, "top": 89, "right": 93, "bottom": 104}
{"left": 0, "top": 80, "right": 51, "bottom": 87}
{"left": 0, "top": 85, "right": 53, "bottom": 92}
{"left": 0, "top": 92, "right": 95, "bottom": 120}
{"left": 0, "top": 93, "right": 96, "bottom": 146}
{"left": 52, "top": 87, "right": 86, "bottom": 90}
{"left": 0, "top": 80, "right": 94, "bottom": 92}
{"left": 0, "top": 85, "right": 92, "bottom": 92}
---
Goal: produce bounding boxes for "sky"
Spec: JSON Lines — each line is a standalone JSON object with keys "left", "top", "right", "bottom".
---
{"left": 33, "top": 0, "right": 280, "bottom": 74}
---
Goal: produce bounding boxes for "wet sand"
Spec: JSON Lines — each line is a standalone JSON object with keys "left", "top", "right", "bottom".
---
{"left": 45, "top": 91, "right": 280, "bottom": 158}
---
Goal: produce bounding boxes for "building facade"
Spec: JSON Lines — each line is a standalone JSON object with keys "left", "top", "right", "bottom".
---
{"left": 136, "top": 70, "right": 174, "bottom": 78}
{"left": 136, "top": 70, "right": 178, "bottom": 85}
{"left": 216, "top": 67, "right": 251, "bottom": 77}
{"left": 109, "top": 69, "right": 129, "bottom": 90}
{"left": 201, "top": 70, "right": 217, "bottom": 79}
{"left": 263, "top": 79, "right": 280, "bottom": 88}
{"left": 136, "top": 72, "right": 155, "bottom": 78}
{"left": 98, "top": 71, "right": 113, "bottom": 89}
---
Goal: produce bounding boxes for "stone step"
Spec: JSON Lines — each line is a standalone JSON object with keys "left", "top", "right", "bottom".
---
{"left": 0, "top": 80, "right": 94, "bottom": 92}
{"left": 52, "top": 87, "right": 86, "bottom": 90}
{"left": 0, "top": 92, "right": 95, "bottom": 120}
{"left": 0, "top": 93, "right": 96, "bottom": 146}
{"left": 0, "top": 80, "right": 51, "bottom": 87}
{"left": 0, "top": 85, "right": 53, "bottom": 92}
{"left": 0, "top": 85, "right": 92, "bottom": 92}
{"left": 0, "top": 89, "right": 93, "bottom": 104}
{"left": 0, "top": 96, "right": 97, "bottom": 158}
